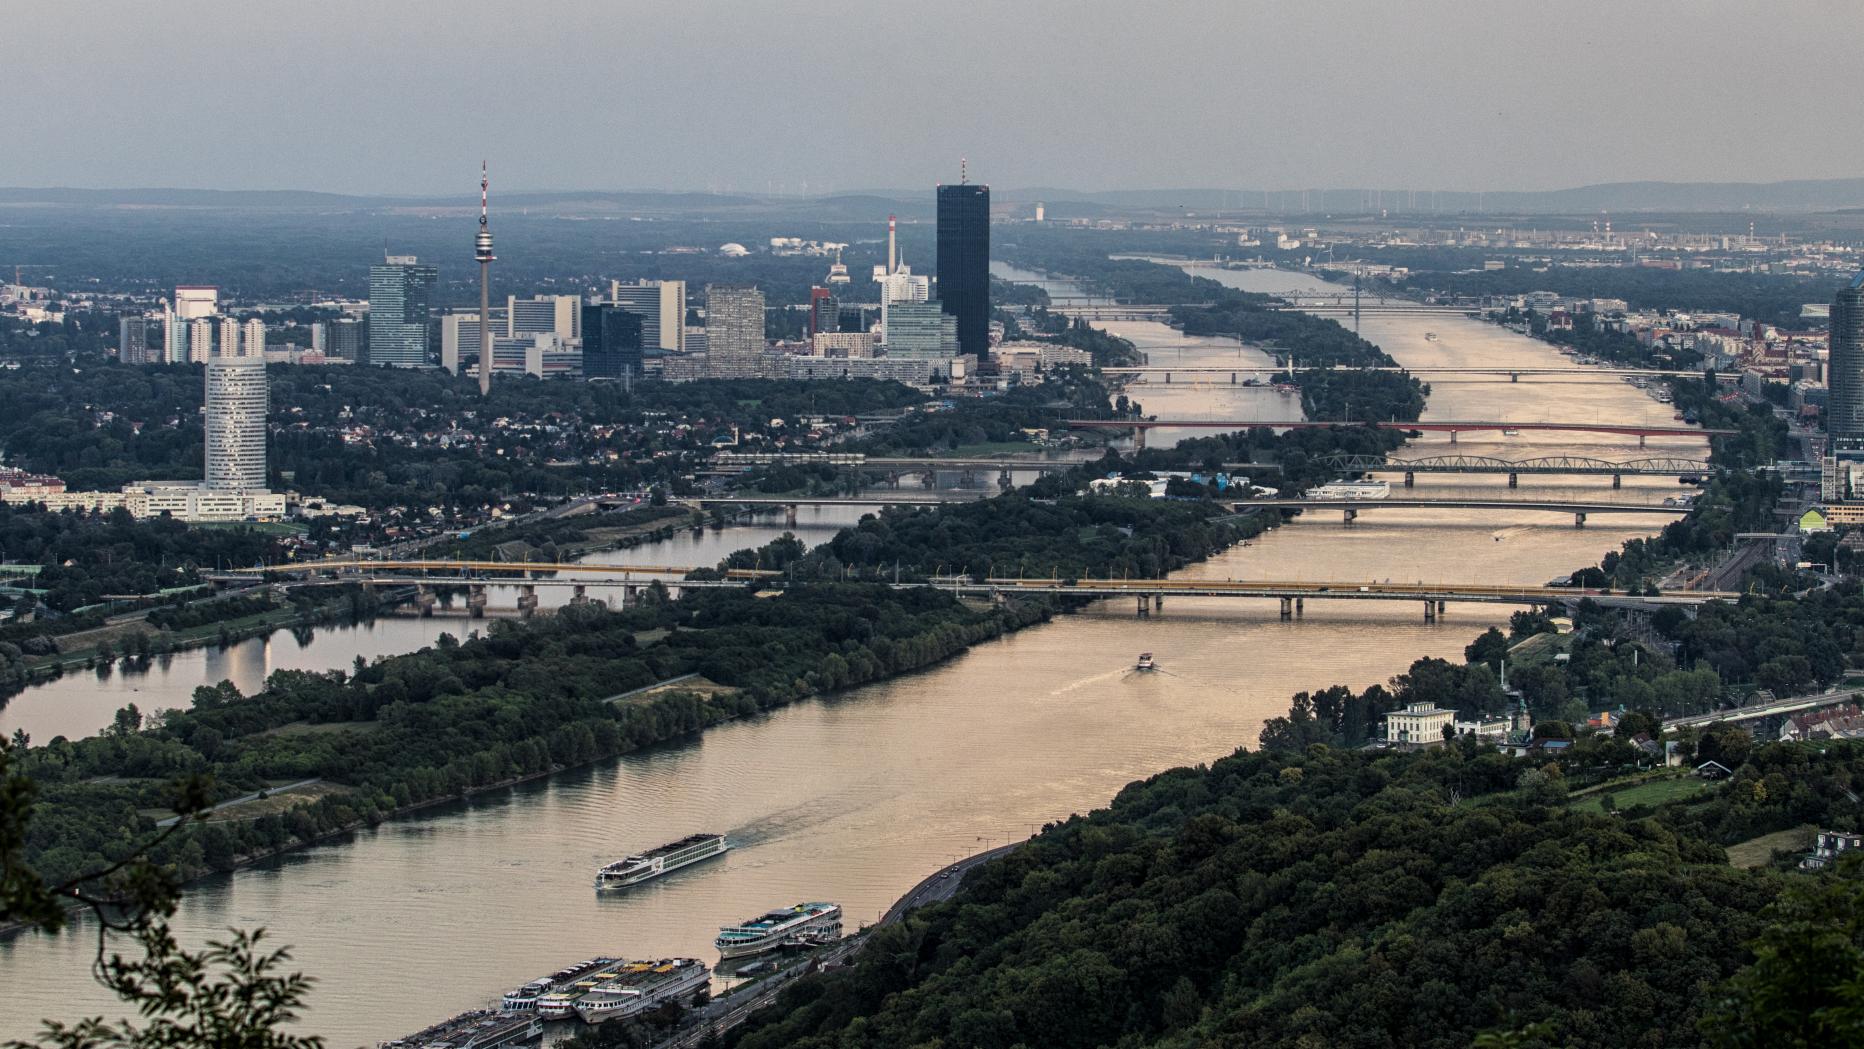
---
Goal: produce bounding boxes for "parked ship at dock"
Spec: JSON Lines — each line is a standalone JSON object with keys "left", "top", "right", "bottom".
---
{"left": 715, "top": 902, "right": 843, "bottom": 959}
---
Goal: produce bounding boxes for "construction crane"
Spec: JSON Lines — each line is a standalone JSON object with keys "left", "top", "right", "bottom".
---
{"left": 5, "top": 265, "right": 52, "bottom": 285}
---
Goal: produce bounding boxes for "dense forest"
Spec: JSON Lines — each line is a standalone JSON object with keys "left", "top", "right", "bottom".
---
{"left": 728, "top": 739, "right": 1864, "bottom": 1049}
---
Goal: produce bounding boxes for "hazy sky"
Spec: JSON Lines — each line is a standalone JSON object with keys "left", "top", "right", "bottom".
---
{"left": 7, "top": 0, "right": 1861, "bottom": 195}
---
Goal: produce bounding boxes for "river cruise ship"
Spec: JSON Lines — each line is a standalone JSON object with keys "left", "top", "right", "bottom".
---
{"left": 595, "top": 833, "right": 729, "bottom": 890}
{"left": 714, "top": 902, "right": 843, "bottom": 960}
{"left": 574, "top": 959, "right": 710, "bottom": 1023}
{"left": 501, "top": 957, "right": 622, "bottom": 1012}
{"left": 382, "top": 1011, "right": 542, "bottom": 1049}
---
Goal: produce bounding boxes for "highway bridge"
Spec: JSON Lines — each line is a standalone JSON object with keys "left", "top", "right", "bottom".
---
{"left": 1101, "top": 365, "right": 1700, "bottom": 382}
{"left": 1067, "top": 418, "right": 1725, "bottom": 446}
{"left": 707, "top": 452, "right": 1083, "bottom": 474}
{"left": 1233, "top": 497, "right": 1691, "bottom": 526}
{"left": 946, "top": 576, "right": 1735, "bottom": 621}
{"left": 213, "top": 561, "right": 1737, "bottom": 623}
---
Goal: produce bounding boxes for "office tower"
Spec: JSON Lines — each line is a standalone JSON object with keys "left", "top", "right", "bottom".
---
{"left": 610, "top": 279, "right": 687, "bottom": 354}
{"left": 189, "top": 320, "right": 215, "bottom": 363}
{"left": 936, "top": 171, "right": 990, "bottom": 358}
{"left": 163, "top": 313, "right": 189, "bottom": 364}
{"left": 475, "top": 163, "right": 496, "bottom": 395}
{"left": 808, "top": 287, "right": 838, "bottom": 339}
{"left": 325, "top": 318, "right": 364, "bottom": 361}
{"left": 581, "top": 303, "right": 644, "bottom": 384}
{"left": 309, "top": 322, "right": 326, "bottom": 353}
{"left": 204, "top": 354, "right": 267, "bottom": 490}
{"left": 368, "top": 255, "right": 438, "bottom": 367}
{"left": 508, "top": 294, "right": 580, "bottom": 339}
{"left": 704, "top": 284, "right": 765, "bottom": 378}
{"left": 838, "top": 307, "right": 867, "bottom": 334}
{"left": 440, "top": 312, "right": 493, "bottom": 375}
{"left": 174, "top": 286, "right": 218, "bottom": 320}
{"left": 883, "top": 301, "right": 959, "bottom": 358}
{"left": 118, "top": 315, "right": 150, "bottom": 363}
{"left": 1832, "top": 273, "right": 1864, "bottom": 439}
{"left": 877, "top": 267, "right": 931, "bottom": 340}
{"left": 241, "top": 318, "right": 266, "bottom": 358}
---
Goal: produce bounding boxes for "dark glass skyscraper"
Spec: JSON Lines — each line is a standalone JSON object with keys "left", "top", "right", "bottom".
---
{"left": 1833, "top": 274, "right": 1864, "bottom": 439}
{"left": 936, "top": 181, "right": 990, "bottom": 358}
{"left": 367, "top": 256, "right": 438, "bottom": 368}
{"left": 581, "top": 304, "right": 644, "bottom": 385}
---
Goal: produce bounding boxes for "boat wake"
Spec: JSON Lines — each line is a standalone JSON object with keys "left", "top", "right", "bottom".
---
{"left": 1050, "top": 667, "right": 1139, "bottom": 696}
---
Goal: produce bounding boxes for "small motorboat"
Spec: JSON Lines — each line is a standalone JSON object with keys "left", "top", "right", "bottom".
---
{"left": 1135, "top": 653, "right": 1157, "bottom": 672}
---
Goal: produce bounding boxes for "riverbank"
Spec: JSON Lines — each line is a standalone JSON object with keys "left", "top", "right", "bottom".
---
{"left": 1, "top": 586, "right": 397, "bottom": 714}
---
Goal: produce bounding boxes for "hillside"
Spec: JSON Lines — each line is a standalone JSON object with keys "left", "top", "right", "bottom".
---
{"left": 729, "top": 740, "right": 1864, "bottom": 1049}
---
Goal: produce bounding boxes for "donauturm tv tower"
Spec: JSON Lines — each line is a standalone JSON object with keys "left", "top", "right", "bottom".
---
{"left": 475, "top": 161, "right": 496, "bottom": 396}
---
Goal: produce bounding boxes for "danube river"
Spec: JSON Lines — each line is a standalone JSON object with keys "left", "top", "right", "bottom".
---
{"left": 0, "top": 267, "right": 1704, "bottom": 1046}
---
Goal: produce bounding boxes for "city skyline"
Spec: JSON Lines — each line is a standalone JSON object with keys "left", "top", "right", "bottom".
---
{"left": 5, "top": 0, "right": 1862, "bottom": 196}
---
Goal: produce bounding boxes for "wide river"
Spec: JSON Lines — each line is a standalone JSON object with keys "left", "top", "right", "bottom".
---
{"left": 0, "top": 266, "right": 1705, "bottom": 1046}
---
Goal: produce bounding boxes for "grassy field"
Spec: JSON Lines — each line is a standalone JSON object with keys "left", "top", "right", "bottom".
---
{"left": 1725, "top": 825, "right": 1815, "bottom": 869}
{"left": 201, "top": 782, "right": 351, "bottom": 823}
{"left": 1569, "top": 775, "right": 1710, "bottom": 814}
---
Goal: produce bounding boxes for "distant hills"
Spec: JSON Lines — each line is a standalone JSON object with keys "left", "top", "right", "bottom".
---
{"left": 7, "top": 178, "right": 1864, "bottom": 216}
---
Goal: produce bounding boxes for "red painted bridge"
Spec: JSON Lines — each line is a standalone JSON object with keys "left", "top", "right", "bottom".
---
{"left": 1065, "top": 419, "right": 1726, "bottom": 440}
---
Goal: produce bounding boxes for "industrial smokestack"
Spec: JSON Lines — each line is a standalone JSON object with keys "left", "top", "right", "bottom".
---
{"left": 887, "top": 214, "right": 897, "bottom": 276}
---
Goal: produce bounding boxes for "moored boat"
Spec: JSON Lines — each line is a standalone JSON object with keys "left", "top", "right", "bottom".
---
{"left": 714, "top": 902, "right": 842, "bottom": 960}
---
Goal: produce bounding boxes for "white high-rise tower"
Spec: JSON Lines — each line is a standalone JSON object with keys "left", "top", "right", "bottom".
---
{"left": 204, "top": 355, "right": 267, "bottom": 489}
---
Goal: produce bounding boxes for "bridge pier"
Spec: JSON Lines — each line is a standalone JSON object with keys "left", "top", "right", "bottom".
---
{"left": 1280, "top": 596, "right": 1293, "bottom": 619}
{"left": 517, "top": 584, "right": 539, "bottom": 617}
{"left": 1295, "top": 597, "right": 1304, "bottom": 618}
{"left": 1508, "top": 472, "right": 1518, "bottom": 488}
{"left": 1510, "top": 372, "right": 1519, "bottom": 382}
{"left": 1153, "top": 594, "right": 1163, "bottom": 612}
{"left": 1343, "top": 508, "right": 1357, "bottom": 524}
{"left": 570, "top": 583, "right": 589, "bottom": 606}
{"left": 1404, "top": 471, "right": 1415, "bottom": 488}
{"left": 1612, "top": 474, "right": 1622, "bottom": 489}
{"left": 1163, "top": 371, "right": 1171, "bottom": 384}
{"left": 1229, "top": 372, "right": 1237, "bottom": 384}
{"left": 999, "top": 469, "right": 1013, "bottom": 490}
{"left": 467, "top": 584, "right": 487, "bottom": 618}
{"left": 1448, "top": 430, "right": 1458, "bottom": 445}
{"left": 1136, "top": 595, "right": 1150, "bottom": 618}
{"left": 414, "top": 585, "right": 436, "bottom": 616}
{"left": 1638, "top": 434, "right": 1647, "bottom": 448}
{"left": 785, "top": 504, "right": 799, "bottom": 527}
{"left": 1134, "top": 427, "right": 1147, "bottom": 451}
{"left": 1574, "top": 512, "right": 1587, "bottom": 528}
{"left": 1424, "top": 600, "right": 1436, "bottom": 622}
